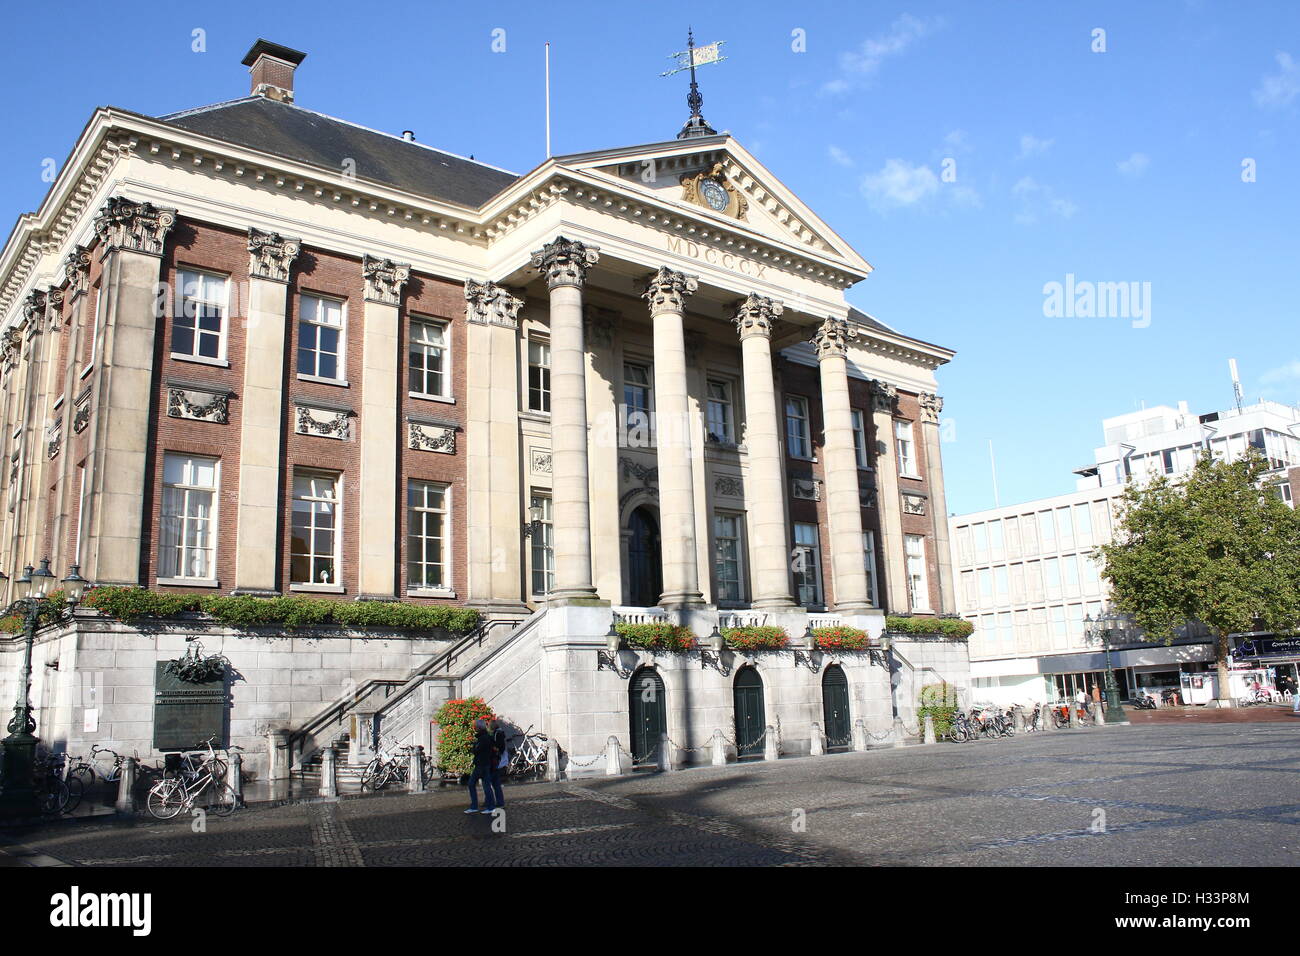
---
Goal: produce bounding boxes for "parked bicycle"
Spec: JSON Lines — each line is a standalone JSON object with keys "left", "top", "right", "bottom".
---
{"left": 34, "top": 751, "right": 80, "bottom": 815}
{"left": 66, "top": 745, "right": 165, "bottom": 798}
{"left": 506, "top": 725, "right": 549, "bottom": 778}
{"left": 146, "top": 748, "right": 236, "bottom": 820}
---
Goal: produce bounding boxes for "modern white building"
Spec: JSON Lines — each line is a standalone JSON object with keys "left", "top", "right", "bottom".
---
{"left": 950, "top": 399, "right": 1300, "bottom": 707}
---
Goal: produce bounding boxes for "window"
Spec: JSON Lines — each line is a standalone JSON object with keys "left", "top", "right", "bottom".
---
{"left": 706, "top": 379, "right": 735, "bottom": 443}
{"left": 792, "top": 522, "right": 823, "bottom": 606}
{"left": 407, "top": 480, "right": 449, "bottom": 591}
{"left": 527, "top": 339, "right": 551, "bottom": 412}
{"left": 160, "top": 453, "right": 217, "bottom": 581}
{"left": 714, "top": 512, "right": 745, "bottom": 602}
{"left": 622, "top": 363, "right": 653, "bottom": 447}
{"left": 895, "top": 421, "right": 918, "bottom": 476}
{"left": 1038, "top": 510, "right": 1056, "bottom": 547}
{"left": 851, "top": 410, "right": 869, "bottom": 468}
{"left": 173, "top": 270, "right": 227, "bottom": 361}
{"left": 1043, "top": 556, "right": 1062, "bottom": 599}
{"left": 785, "top": 396, "right": 811, "bottom": 458}
{"left": 863, "top": 530, "right": 879, "bottom": 606}
{"left": 988, "top": 519, "right": 1004, "bottom": 558}
{"left": 409, "top": 318, "right": 449, "bottom": 398}
{"left": 297, "top": 294, "right": 345, "bottom": 381}
{"left": 529, "top": 493, "right": 554, "bottom": 595}
{"left": 905, "top": 535, "right": 931, "bottom": 611}
{"left": 291, "top": 471, "right": 340, "bottom": 586}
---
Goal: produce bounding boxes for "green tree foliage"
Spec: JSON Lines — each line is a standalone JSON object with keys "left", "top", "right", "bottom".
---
{"left": 1097, "top": 450, "right": 1300, "bottom": 701}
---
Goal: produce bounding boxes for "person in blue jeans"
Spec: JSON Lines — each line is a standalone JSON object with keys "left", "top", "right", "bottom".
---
{"left": 465, "top": 719, "right": 498, "bottom": 814}
{"left": 488, "top": 719, "right": 508, "bottom": 809}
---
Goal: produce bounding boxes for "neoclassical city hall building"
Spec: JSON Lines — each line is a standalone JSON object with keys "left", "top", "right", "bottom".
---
{"left": 0, "top": 41, "right": 967, "bottom": 776}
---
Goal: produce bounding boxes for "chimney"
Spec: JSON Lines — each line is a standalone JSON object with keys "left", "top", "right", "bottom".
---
{"left": 241, "top": 39, "right": 307, "bottom": 103}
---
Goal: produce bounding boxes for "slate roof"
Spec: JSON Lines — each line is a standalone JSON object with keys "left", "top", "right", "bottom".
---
{"left": 159, "top": 96, "right": 518, "bottom": 209}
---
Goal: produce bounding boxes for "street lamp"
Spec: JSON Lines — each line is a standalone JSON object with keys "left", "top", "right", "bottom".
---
{"left": 1084, "top": 608, "right": 1131, "bottom": 725}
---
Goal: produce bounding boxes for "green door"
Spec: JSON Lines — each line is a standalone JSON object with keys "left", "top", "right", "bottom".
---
{"left": 629, "top": 668, "right": 666, "bottom": 764}
{"left": 822, "top": 665, "right": 851, "bottom": 750}
{"left": 733, "top": 667, "right": 766, "bottom": 758}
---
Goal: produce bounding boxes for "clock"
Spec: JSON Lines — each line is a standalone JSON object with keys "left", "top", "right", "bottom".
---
{"left": 680, "top": 163, "right": 748, "bottom": 220}
{"left": 699, "top": 177, "right": 730, "bottom": 212}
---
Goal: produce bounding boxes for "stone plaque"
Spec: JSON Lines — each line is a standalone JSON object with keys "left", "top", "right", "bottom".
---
{"left": 152, "top": 662, "right": 228, "bottom": 752}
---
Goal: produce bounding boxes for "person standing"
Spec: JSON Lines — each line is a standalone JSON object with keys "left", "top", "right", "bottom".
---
{"left": 488, "top": 719, "right": 508, "bottom": 809}
{"left": 1075, "top": 687, "right": 1088, "bottom": 720}
{"left": 465, "top": 719, "right": 498, "bottom": 815}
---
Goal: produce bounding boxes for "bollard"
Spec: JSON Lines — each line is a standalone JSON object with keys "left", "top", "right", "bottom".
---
{"left": 546, "top": 737, "right": 560, "bottom": 782}
{"left": 852, "top": 718, "right": 868, "bottom": 752}
{"left": 658, "top": 733, "right": 674, "bottom": 773}
{"left": 1043, "top": 704, "right": 1055, "bottom": 732}
{"left": 711, "top": 728, "right": 728, "bottom": 766}
{"left": 891, "top": 718, "right": 907, "bottom": 749}
{"left": 1012, "top": 708, "right": 1025, "bottom": 733}
{"left": 810, "top": 722, "right": 825, "bottom": 756}
{"left": 763, "top": 725, "right": 779, "bottom": 762}
{"left": 116, "top": 756, "right": 138, "bottom": 815}
{"left": 229, "top": 750, "right": 243, "bottom": 806}
{"left": 605, "top": 736, "right": 623, "bottom": 776}
{"left": 1094, "top": 702, "right": 1106, "bottom": 727}
{"left": 923, "top": 713, "right": 936, "bottom": 745}
{"left": 319, "top": 745, "right": 338, "bottom": 797}
{"left": 408, "top": 746, "right": 425, "bottom": 792}
{"left": 1069, "top": 704, "right": 1080, "bottom": 729}
{"left": 266, "top": 728, "right": 291, "bottom": 780}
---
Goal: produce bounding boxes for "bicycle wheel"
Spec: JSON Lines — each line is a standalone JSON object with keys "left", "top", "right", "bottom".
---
{"left": 68, "top": 764, "right": 95, "bottom": 794}
{"left": 63, "top": 774, "right": 84, "bottom": 813}
{"left": 371, "top": 764, "right": 392, "bottom": 791}
{"left": 146, "top": 779, "right": 187, "bottom": 820}
{"left": 359, "top": 757, "right": 383, "bottom": 790}
{"left": 205, "top": 781, "right": 238, "bottom": 817}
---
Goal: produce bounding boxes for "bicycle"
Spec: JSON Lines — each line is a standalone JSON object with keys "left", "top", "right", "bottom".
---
{"left": 506, "top": 726, "right": 549, "bottom": 778}
{"left": 34, "top": 751, "right": 80, "bottom": 815}
{"left": 360, "top": 737, "right": 410, "bottom": 791}
{"left": 67, "top": 745, "right": 165, "bottom": 797}
{"left": 146, "top": 750, "right": 237, "bottom": 820}
{"left": 947, "top": 710, "right": 973, "bottom": 743}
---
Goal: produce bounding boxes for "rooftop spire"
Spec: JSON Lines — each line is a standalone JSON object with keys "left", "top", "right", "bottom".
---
{"left": 661, "top": 29, "right": 726, "bottom": 139}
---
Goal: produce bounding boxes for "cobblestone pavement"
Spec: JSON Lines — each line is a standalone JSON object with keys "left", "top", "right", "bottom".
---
{"left": 2, "top": 722, "right": 1297, "bottom": 866}
{"left": 1126, "top": 703, "right": 1299, "bottom": 724}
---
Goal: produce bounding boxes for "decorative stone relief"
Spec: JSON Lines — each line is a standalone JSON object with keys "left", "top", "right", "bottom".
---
{"left": 919, "top": 392, "right": 944, "bottom": 425}
{"left": 902, "top": 493, "right": 927, "bottom": 516}
{"left": 869, "top": 379, "right": 898, "bottom": 415}
{"left": 167, "top": 386, "right": 230, "bottom": 424}
{"left": 408, "top": 420, "right": 457, "bottom": 454}
{"left": 714, "top": 474, "right": 743, "bottom": 497}
{"left": 362, "top": 255, "right": 411, "bottom": 305}
{"left": 63, "top": 246, "right": 91, "bottom": 296}
{"left": 295, "top": 404, "right": 351, "bottom": 440}
{"left": 46, "top": 423, "right": 62, "bottom": 460}
{"left": 22, "top": 291, "right": 46, "bottom": 336}
{"left": 92, "top": 197, "right": 177, "bottom": 256}
{"left": 45, "top": 288, "right": 64, "bottom": 332}
{"left": 248, "top": 227, "right": 302, "bottom": 282}
{"left": 465, "top": 280, "right": 524, "bottom": 328}
{"left": 72, "top": 401, "right": 91, "bottom": 434}
{"left": 791, "top": 477, "right": 822, "bottom": 501}
{"left": 620, "top": 457, "right": 658, "bottom": 486}
{"left": 530, "top": 236, "right": 599, "bottom": 289}
{"left": 811, "top": 317, "right": 858, "bottom": 360}
{"left": 530, "top": 448, "right": 552, "bottom": 474}
{"left": 642, "top": 267, "right": 698, "bottom": 315}
{"left": 733, "top": 294, "right": 783, "bottom": 340}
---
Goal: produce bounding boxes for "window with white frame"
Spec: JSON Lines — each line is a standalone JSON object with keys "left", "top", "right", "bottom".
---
{"left": 863, "top": 530, "right": 879, "bottom": 606}
{"left": 713, "top": 512, "right": 746, "bottom": 602}
{"left": 851, "top": 409, "right": 869, "bottom": 468}
{"left": 527, "top": 339, "right": 551, "bottom": 413}
{"left": 529, "top": 492, "right": 554, "bottom": 596}
{"left": 409, "top": 318, "right": 449, "bottom": 398}
{"left": 291, "top": 471, "right": 340, "bottom": 586}
{"left": 895, "top": 420, "right": 918, "bottom": 476}
{"left": 622, "top": 362, "right": 653, "bottom": 447}
{"left": 785, "top": 396, "right": 811, "bottom": 458}
{"left": 297, "top": 294, "right": 346, "bottom": 381}
{"left": 706, "top": 379, "right": 735, "bottom": 443}
{"left": 905, "top": 534, "right": 931, "bottom": 611}
{"left": 792, "top": 522, "right": 823, "bottom": 606}
{"left": 407, "top": 480, "right": 449, "bottom": 590}
{"left": 160, "top": 453, "right": 218, "bottom": 581}
{"left": 173, "top": 270, "right": 228, "bottom": 361}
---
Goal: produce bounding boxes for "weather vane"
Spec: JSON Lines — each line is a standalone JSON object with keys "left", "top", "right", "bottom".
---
{"left": 661, "top": 28, "right": 726, "bottom": 139}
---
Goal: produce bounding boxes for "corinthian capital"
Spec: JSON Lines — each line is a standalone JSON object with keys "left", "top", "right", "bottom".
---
{"left": 465, "top": 280, "right": 524, "bottom": 328}
{"left": 642, "top": 267, "right": 698, "bottom": 315}
{"left": 732, "top": 294, "right": 783, "bottom": 340}
{"left": 93, "top": 197, "right": 176, "bottom": 256}
{"left": 46, "top": 288, "right": 64, "bottom": 332}
{"left": 63, "top": 246, "right": 91, "bottom": 296}
{"left": 811, "top": 317, "right": 858, "bottom": 360}
{"left": 919, "top": 392, "right": 944, "bottom": 424}
{"left": 530, "top": 236, "right": 599, "bottom": 289}
{"left": 248, "top": 227, "right": 302, "bottom": 283}
{"left": 22, "top": 290, "right": 46, "bottom": 336}
{"left": 363, "top": 255, "right": 411, "bottom": 305}
{"left": 869, "top": 379, "right": 898, "bottom": 414}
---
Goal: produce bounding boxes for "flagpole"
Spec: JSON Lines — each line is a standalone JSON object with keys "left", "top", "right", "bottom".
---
{"left": 545, "top": 41, "right": 551, "bottom": 158}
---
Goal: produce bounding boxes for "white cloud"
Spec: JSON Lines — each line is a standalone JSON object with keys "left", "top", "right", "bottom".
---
{"left": 820, "top": 14, "right": 942, "bottom": 95}
{"left": 1018, "top": 134, "right": 1054, "bottom": 159}
{"left": 828, "top": 145, "right": 854, "bottom": 167}
{"left": 861, "top": 159, "right": 940, "bottom": 209}
{"left": 944, "top": 129, "right": 971, "bottom": 153}
{"left": 1260, "top": 360, "right": 1300, "bottom": 386}
{"left": 1012, "top": 176, "right": 1077, "bottom": 224}
{"left": 1117, "top": 152, "right": 1151, "bottom": 177}
{"left": 1253, "top": 51, "right": 1300, "bottom": 109}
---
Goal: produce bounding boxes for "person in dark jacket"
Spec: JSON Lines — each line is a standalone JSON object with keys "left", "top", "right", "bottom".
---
{"left": 488, "top": 719, "right": 507, "bottom": 809}
{"left": 465, "top": 719, "right": 498, "bottom": 814}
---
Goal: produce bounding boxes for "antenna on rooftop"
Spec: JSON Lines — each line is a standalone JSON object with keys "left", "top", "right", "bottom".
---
{"left": 1229, "top": 358, "right": 1244, "bottom": 414}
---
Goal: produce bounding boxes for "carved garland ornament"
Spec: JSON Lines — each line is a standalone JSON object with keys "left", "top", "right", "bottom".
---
{"left": 408, "top": 422, "right": 456, "bottom": 454}
{"left": 92, "top": 197, "right": 177, "bottom": 256}
{"left": 733, "top": 294, "right": 783, "bottom": 340}
{"left": 73, "top": 402, "right": 91, "bottom": 434}
{"left": 167, "top": 387, "right": 230, "bottom": 424}
{"left": 465, "top": 280, "right": 524, "bottom": 328}
{"left": 714, "top": 475, "right": 744, "bottom": 497}
{"left": 530, "top": 236, "right": 600, "bottom": 289}
{"left": 530, "top": 449, "right": 552, "bottom": 474}
{"left": 248, "top": 227, "right": 302, "bottom": 282}
{"left": 295, "top": 405, "right": 351, "bottom": 439}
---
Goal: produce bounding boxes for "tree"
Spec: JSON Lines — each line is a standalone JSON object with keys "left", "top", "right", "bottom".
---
{"left": 1097, "top": 450, "right": 1300, "bottom": 705}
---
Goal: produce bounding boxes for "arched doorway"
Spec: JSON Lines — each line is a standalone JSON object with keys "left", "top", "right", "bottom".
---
{"left": 629, "top": 668, "right": 667, "bottom": 765}
{"left": 627, "top": 506, "right": 662, "bottom": 607}
{"left": 733, "top": 667, "right": 766, "bottom": 759}
{"left": 822, "top": 665, "right": 851, "bottom": 751}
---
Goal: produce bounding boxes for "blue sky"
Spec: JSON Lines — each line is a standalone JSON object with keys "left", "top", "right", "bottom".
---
{"left": 2, "top": 1, "right": 1298, "bottom": 514}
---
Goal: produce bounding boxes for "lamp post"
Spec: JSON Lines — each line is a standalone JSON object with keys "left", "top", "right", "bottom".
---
{"left": 0, "top": 560, "right": 85, "bottom": 814}
{"left": 1083, "top": 608, "right": 1130, "bottom": 725}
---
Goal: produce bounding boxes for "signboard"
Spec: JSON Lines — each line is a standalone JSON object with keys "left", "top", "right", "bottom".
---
{"left": 1232, "top": 635, "right": 1300, "bottom": 661}
{"left": 152, "top": 661, "right": 228, "bottom": 752}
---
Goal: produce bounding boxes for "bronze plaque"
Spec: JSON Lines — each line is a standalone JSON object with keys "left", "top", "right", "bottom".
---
{"left": 152, "top": 662, "right": 228, "bottom": 752}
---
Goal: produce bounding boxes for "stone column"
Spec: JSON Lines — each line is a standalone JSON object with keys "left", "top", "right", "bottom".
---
{"left": 465, "top": 281, "right": 527, "bottom": 611}
{"left": 733, "top": 295, "right": 794, "bottom": 609}
{"left": 85, "top": 198, "right": 176, "bottom": 585}
{"left": 50, "top": 248, "right": 92, "bottom": 576}
{"left": 234, "top": 229, "right": 300, "bottom": 594}
{"left": 530, "top": 237, "right": 600, "bottom": 603}
{"left": 813, "top": 318, "right": 872, "bottom": 613}
{"left": 870, "top": 380, "right": 908, "bottom": 613}
{"left": 357, "top": 255, "right": 410, "bottom": 599}
{"left": 14, "top": 291, "right": 52, "bottom": 572}
{"left": 919, "top": 392, "right": 956, "bottom": 613}
{"left": 644, "top": 267, "right": 704, "bottom": 607}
